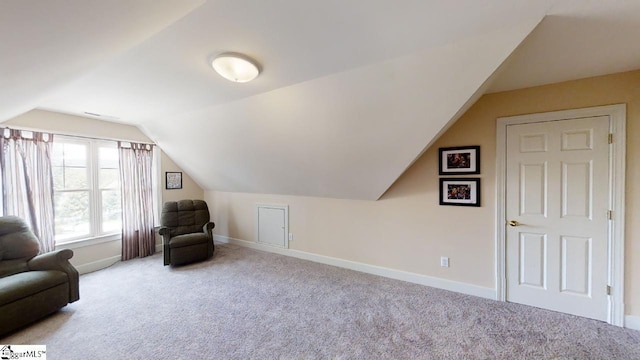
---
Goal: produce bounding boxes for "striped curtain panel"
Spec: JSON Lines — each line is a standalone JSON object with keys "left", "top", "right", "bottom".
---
{"left": 0, "top": 129, "right": 56, "bottom": 253}
{"left": 118, "top": 142, "right": 155, "bottom": 260}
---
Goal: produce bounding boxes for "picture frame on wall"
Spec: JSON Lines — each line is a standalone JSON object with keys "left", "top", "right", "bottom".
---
{"left": 438, "top": 146, "right": 480, "bottom": 175}
{"left": 166, "top": 172, "right": 183, "bottom": 190}
{"left": 439, "top": 177, "right": 481, "bottom": 207}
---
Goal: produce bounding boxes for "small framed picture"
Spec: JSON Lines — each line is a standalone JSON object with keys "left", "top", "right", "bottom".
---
{"left": 439, "top": 178, "right": 481, "bottom": 207}
{"left": 166, "top": 172, "right": 182, "bottom": 190}
{"left": 439, "top": 146, "right": 480, "bottom": 175}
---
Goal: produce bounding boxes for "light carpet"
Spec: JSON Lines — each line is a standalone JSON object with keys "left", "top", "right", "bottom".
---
{"left": 2, "top": 243, "right": 639, "bottom": 359}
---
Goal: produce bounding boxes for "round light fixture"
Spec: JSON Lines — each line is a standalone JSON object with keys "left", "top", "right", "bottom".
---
{"left": 211, "top": 53, "right": 260, "bottom": 83}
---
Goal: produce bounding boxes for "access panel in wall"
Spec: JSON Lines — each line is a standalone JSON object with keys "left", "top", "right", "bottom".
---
{"left": 255, "top": 204, "right": 289, "bottom": 248}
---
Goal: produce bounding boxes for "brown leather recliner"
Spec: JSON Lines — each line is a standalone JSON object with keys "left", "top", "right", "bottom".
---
{"left": 159, "top": 200, "right": 215, "bottom": 266}
{"left": 0, "top": 216, "right": 79, "bottom": 336}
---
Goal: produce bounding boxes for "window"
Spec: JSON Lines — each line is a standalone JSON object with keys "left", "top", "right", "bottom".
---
{"left": 52, "top": 137, "right": 121, "bottom": 243}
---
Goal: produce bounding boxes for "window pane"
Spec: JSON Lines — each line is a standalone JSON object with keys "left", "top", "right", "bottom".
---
{"left": 101, "top": 190, "right": 121, "bottom": 233}
{"left": 52, "top": 138, "right": 126, "bottom": 243}
{"left": 55, "top": 191, "right": 90, "bottom": 241}
{"left": 52, "top": 166, "right": 64, "bottom": 191}
{"left": 64, "top": 167, "right": 88, "bottom": 189}
{"left": 99, "top": 147, "right": 119, "bottom": 169}
{"left": 99, "top": 168, "right": 119, "bottom": 189}
{"left": 63, "top": 143, "right": 87, "bottom": 167}
{"left": 52, "top": 143, "right": 64, "bottom": 167}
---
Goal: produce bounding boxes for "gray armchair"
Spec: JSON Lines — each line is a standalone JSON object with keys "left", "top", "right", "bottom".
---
{"left": 0, "top": 216, "right": 79, "bottom": 336}
{"left": 159, "top": 200, "right": 215, "bottom": 266}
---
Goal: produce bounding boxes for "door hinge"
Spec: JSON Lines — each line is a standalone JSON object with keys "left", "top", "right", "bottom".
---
{"left": 608, "top": 133, "right": 614, "bottom": 144}
{"left": 607, "top": 210, "right": 613, "bottom": 220}
{"left": 607, "top": 285, "right": 612, "bottom": 295}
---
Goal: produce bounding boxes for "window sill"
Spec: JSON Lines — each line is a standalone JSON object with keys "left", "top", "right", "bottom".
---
{"left": 55, "top": 233, "right": 121, "bottom": 250}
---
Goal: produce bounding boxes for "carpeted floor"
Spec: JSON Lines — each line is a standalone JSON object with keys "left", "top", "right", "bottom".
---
{"left": 2, "top": 243, "right": 640, "bottom": 359}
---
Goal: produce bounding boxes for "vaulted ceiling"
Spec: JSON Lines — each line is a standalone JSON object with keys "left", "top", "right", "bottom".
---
{"left": 2, "top": 0, "right": 640, "bottom": 200}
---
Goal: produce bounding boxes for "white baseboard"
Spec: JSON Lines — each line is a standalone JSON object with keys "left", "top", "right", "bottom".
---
{"left": 625, "top": 315, "right": 640, "bottom": 331}
{"left": 75, "top": 255, "right": 121, "bottom": 275}
{"left": 214, "top": 235, "right": 495, "bottom": 300}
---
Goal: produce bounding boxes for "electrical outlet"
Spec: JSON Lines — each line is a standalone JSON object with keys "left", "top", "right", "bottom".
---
{"left": 440, "top": 256, "right": 449, "bottom": 267}
{"left": 288, "top": 233, "right": 293, "bottom": 241}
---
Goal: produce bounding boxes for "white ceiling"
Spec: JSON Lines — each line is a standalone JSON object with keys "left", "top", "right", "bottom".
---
{"left": 2, "top": 1, "right": 639, "bottom": 200}
{"left": 0, "top": 0, "right": 204, "bottom": 122}
{"left": 489, "top": 0, "right": 640, "bottom": 92}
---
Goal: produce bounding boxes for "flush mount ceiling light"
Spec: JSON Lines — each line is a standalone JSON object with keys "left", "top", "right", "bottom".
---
{"left": 211, "top": 53, "right": 260, "bottom": 83}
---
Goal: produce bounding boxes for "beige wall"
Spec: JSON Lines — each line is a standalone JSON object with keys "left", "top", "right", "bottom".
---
{"left": 206, "top": 69, "right": 640, "bottom": 316}
{"left": 160, "top": 152, "right": 204, "bottom": 202}
{"left": 4, "top": 109, "right": 204, "bottom": 269}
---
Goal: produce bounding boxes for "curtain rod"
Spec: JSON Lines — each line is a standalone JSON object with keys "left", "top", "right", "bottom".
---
{"left": 1, "top": 125, "right": 156, "bottom": 146}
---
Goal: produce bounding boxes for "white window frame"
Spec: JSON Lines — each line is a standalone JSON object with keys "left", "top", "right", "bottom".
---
{"left": 53, "top": 136, "right": 122, "bottom": 248}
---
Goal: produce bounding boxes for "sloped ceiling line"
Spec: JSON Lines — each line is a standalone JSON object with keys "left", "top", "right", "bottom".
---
{"left": 145, "top": 19, "right": 543, "bottom": 200}
{"left": 3, "top": 1, "right": 640, "bottom": 201}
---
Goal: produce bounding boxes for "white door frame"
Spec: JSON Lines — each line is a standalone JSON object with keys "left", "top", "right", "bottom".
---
{"left": 495, "top": 104, "right": 626, "bottom": 326}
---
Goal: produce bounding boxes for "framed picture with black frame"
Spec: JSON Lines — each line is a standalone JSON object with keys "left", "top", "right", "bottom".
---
{"left": 438, "top": 146, "right": 480, "bottom": 175}
{"left": 165, "top": 172, "right": 183, "bottom": 190}
{"left": 439, "top": 177, "right": 481, "bottom": 207}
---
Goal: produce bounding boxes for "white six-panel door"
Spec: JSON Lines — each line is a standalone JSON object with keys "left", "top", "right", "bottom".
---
{"left": 505, "top": 116, "right": 610, "bottom": 321}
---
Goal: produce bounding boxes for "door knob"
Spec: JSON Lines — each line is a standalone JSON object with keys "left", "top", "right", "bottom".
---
{"left": 508, "top": 220, "right": 520, "bottom": 227}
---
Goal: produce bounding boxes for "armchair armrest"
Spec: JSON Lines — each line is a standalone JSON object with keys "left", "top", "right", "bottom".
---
{"left": 202, "top": 222, "right": 215, "bottom": 235}
{"left": 27, "top": 249, "right": 80, "bottom": 303}
{"left": 158, "top": 226, "right": 171, "bottom": 236}
{"left": 159, "top": 226, "right": 172, "bottom": 266}
{"left": 28, "top": 249, "right": 73, "bottom": 271}
{"left": 203, "top": 222, "right": 215, "bottom": 259}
